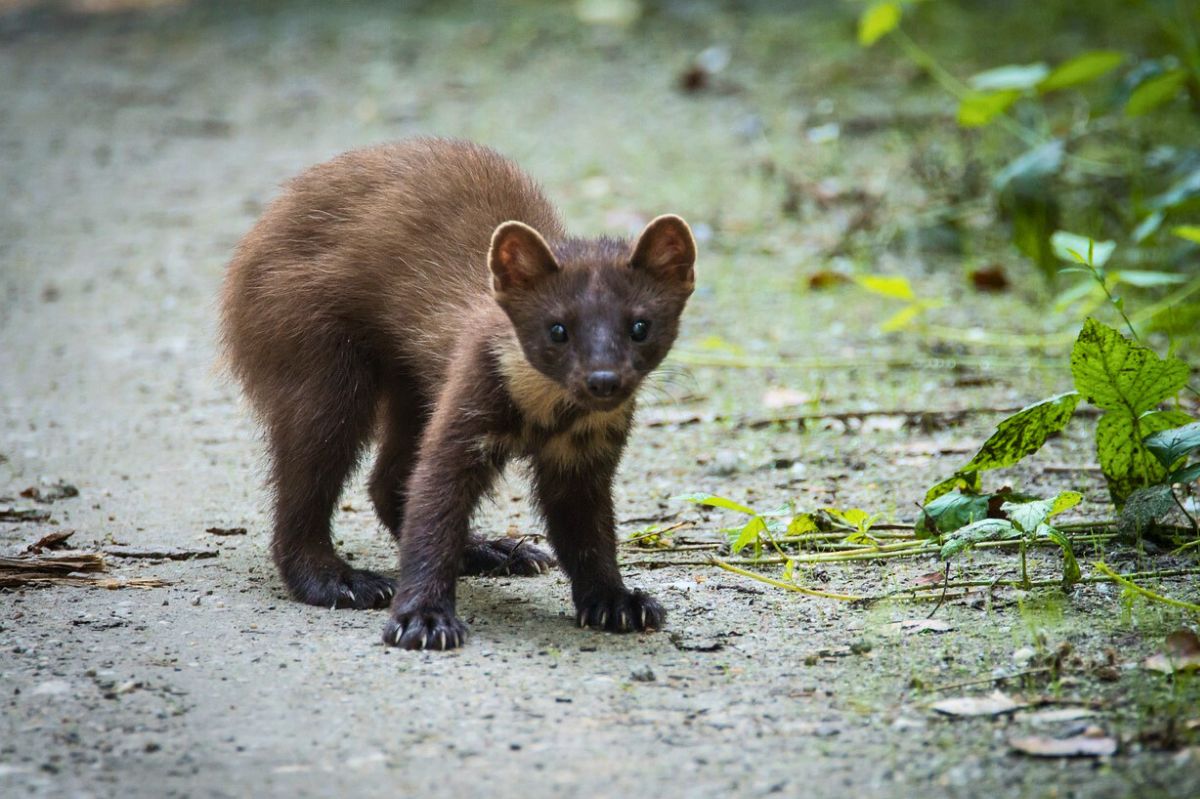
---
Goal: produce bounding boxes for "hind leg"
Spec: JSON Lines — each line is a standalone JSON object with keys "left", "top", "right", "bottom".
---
{"left": 368, "top": 383, "right": 428, "bottom": 537}
{"left": 265, "top": 350, "right": 394, "bottom": 610}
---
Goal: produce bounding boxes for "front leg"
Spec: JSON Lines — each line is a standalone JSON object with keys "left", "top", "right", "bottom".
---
{"left": 532, "top": 455, "right": 665, "bottom": 634}
{"left": 382, "top": 430, "right": 499, "bottom": 651}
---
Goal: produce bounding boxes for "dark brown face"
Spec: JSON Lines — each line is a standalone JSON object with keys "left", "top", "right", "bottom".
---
{"left": 490, "top": 216, "right": 697, "bottom": 411}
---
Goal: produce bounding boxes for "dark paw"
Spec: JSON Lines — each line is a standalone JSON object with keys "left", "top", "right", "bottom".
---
{"left": 382, "top": 604, "right": 468, "bottom": 650}
{"left": 285, "top": 567, "right": 396, "bottom": 610}
{"left": 575, "top": 589, "right": 665, "bottom": 633}
{"left": 462, "top": 536, "right": 556, "bottom": 577}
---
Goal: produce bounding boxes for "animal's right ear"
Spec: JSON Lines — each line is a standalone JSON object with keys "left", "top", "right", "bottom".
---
{"left": 489, "top": 221, "right": 560, "bottom": 296}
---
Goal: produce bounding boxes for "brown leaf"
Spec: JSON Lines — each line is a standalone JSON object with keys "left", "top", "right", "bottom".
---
{"left": 23, "top": 530, "right": 75, "bottom": 554}
{"left": 914, "top": 570, "right": 947, "bottom": 586}
{"left": 969, "top": 264, "right": 1009, "bottom": 292}
{"left": 1010, "top": 734, "right": 1117, "bottom": 758}
{"left": 1144, "top": 628, "right": 1200, "bottom": 674}
{"left": 807, "top": 270, "right": 853, "bottom": 291}
{"left": 885, "top": 619, "right": 954, "bottom": 635}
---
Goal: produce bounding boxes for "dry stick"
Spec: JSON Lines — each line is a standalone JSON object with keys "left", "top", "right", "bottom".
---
{"left": 926, "top": 666, "right": 1054, "bottom": 694}
{"left": 709, "top": 557, "right": 864, "bottom": 601}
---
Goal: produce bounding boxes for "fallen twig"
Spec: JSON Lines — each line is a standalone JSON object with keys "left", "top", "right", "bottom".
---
{"left": 0, "top": 508, "right": 52, "bottom": 523}
{"left": 104, "top": 547, "right": 218, "bottom": 561}
{"left": 926, "top": 667, "right": 1054, "bottom": 694}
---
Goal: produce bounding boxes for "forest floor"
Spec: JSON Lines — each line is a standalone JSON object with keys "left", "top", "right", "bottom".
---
{"left": 2, "top": 2, "right": 1198, "bottom": 797}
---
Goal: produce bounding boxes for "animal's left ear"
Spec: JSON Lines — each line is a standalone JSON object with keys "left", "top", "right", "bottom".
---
{"left": 630, "top": 214, "right": 697, "bottom": 289}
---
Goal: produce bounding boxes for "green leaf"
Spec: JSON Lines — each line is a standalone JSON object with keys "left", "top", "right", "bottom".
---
{"left": 958, "top": 90, "right": 1021, "bottom": 127}
{"left": 1096, "top": 410, "right": 1194, "bottom": 506}
{"left": 918, "top": 491, "right": 992, "bottom": 537}
{"left": 1169, "top": 462, "right": 1200, "bottom": 485}
{"left": 1125, "top": 69, "right": 1186, "bottom": 116}
{"left": 923, "top": 471, "right": 980, "bottom": 506}
{"left": 1038, "top": 50, "right": 1125, "bottom": 93}
{"left": 858, "top": 1, "right": 901, "bottom": 47}
{"left": 880, "top": 303, "right": 924, "bottom": 332}
{"left": 940, "top": 519, "right": 1020, "bottom": 560}
{"left": 676, "top": 493, "right": 757, "bottom": 516}
{"left": 1114, "top": 270, "right": 1187, "bottom": 288}
{"left": 917, "top": 489, "right": 1034, "bottom": 536}
{"left": 824, "top": 507, "right": 878, "bottom": 532}
{"left": 787, "top": 513, "right": 820, "bottom": 536}
{"left": 729, "top": 516, "right": 767, "bottom": 554}
{"left": 960, "top": 392, "right": 1081, "bottom": 473}
{"left": 1144, "top": 421, "right": 1200, "bottom": 468}
{"left": 969, "top": 63, "right": 1049, "bottom": 92}
{"left": 994, "top": 140, "right": 1065, "bottom": 192}
{"left": 1149, "top": 168, "right": 1200, "bottom": 212}
{"left": 1050, "top": 231, "right": 1115, "bottom": 267}
{"left": 1001, "top": 491, "right": 1083, "bottom": 533}
{"left": 1173, "top": 225, "right": 1200, "bottom": 244}
{"left": 1038, "top": 524, "right": 1081, "bottom": 584}
{"left": 1070, "top": 318, "right": 1190, "bottom": 415}
{"left": 1117, "top": 484, "right": 1177, "bottom": 539}
{"left": 1134, "top": 212, "right": 1165, "bottom": 242}
{"left": 854, "top": 274, "right": 915, "bottom": 300}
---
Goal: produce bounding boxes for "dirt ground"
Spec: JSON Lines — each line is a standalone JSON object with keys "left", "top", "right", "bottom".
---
{"left": 2, "top": 2, "right": 1198, "bottom": 797}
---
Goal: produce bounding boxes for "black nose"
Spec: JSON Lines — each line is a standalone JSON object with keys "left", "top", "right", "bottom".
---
{"left": 586, "top": 371, "right": 620, "bottom": 398}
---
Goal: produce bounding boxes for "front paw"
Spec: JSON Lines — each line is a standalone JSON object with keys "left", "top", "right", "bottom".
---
{"left": 575, "top": 589, "right": 665, "bottom": 633}
{"left": 382, "top": 602, "right": 467, "bottom": 651}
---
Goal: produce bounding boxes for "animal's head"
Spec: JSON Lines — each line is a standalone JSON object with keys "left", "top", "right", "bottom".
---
{"left": 489, "top": 215, "right": 696, "bottom": 411}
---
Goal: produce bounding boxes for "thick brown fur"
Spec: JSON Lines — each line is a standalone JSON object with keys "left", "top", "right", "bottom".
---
{"left": 220, "top": 138, "right": 695, "bottom": 650}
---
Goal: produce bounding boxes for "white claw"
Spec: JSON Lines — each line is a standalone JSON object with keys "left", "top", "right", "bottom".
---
{"left": 640, "top": 608, "right": 647, "bottom": 629}
{"left": 620, "top": 611, "right": 629, "bottom": 631}
{"left": 438, "top": 631, "right": 447, "bottom": 650}
{"left": 578, "top": 612, "right": 587, "bottom": 629}
{"left": 419, "top": 631, "right": 427, "bottom": 650}
{"left": 346, "top": 590, "right": 356, "bottom": 603}
{"left": 394, "top": 626, "right": 404, "bottom": 645}
{"left": 599, "top": 610, "right": 608, "bottom": 628}
{"left": 330, "top": 600, "right": 337, "bottom": 611}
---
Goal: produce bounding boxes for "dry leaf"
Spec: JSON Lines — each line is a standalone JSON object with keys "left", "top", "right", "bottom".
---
{"left": 23, "top": 530, "right": 75, "bottom": 554}
{"left": 969, "top": 264, "right": 1009, "bottom": 292}
{"left": 1010, "top": 734, "right": 1117, "bottom": 758}
{"left": 1143, "top": 628, "right": 1200, "bottom": 674}
{"left": 1021, "top": 708, "right": 1095, "bottom": 725}
{"left": 761, "top": 388, "right": 811, "bottom": 410}
{"left": 885, "top": 619, "right": 954, "bottom": 635}
{"left": 931, "top": 690, "right": 1022, "bottom": 717}
{"left": 914, "top": 570, "right": 947, "bottom": 586}
{"left": 807, "top": 270, "right": 852, "bottom": 291}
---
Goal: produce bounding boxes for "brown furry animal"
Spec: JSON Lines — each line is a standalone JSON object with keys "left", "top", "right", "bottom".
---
{"left": 220, "top": 138, "right": 695, "bottom": 650}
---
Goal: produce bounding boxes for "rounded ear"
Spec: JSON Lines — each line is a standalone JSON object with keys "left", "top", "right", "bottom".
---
{"left": 489, "top": 221, "right": 560, "bottom": 295}
{"left": 630, "top": 214, "right": 697, "bottom": 288}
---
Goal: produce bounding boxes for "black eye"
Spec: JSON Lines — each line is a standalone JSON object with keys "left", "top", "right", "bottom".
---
{"left": 549, "top": 323, "right": 568, "bottom": 343}
{"left": 630, "top": 320, "right": 650, "bottom": 342}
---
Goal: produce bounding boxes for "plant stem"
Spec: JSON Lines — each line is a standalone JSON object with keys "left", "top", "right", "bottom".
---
{"left": 1093, "top": 562, "right": 1200, "bottom": 613}
{"left": 709, "top": 557, "right": 864, "bottom": 601}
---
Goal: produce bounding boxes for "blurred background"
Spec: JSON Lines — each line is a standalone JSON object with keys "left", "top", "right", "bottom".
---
{"left": 4, "top": 0, "right": 1198, "bottom": 401}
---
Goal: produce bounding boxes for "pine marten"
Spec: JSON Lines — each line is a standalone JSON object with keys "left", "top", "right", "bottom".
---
{"left": 220, "top": 138, "right": 696, "bottom": 650}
